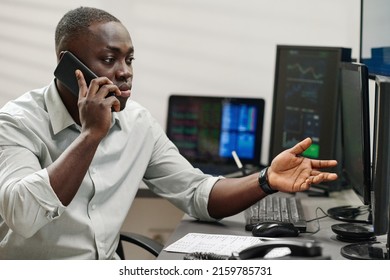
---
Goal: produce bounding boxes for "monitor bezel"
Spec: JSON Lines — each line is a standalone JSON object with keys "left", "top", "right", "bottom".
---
{"left": 339, "top": 62, "right": 371, "bottom": 205}
{"left": 371, "top": 75, "right": 390, "bottom": 235}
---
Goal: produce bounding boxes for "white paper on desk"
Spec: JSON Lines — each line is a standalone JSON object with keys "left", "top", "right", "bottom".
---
{"left": 164, "top": 233, "right": 263, "bottom": 256}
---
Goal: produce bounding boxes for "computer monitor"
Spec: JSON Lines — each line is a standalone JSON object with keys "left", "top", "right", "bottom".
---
{"left": 166, "top": 95, "right": 265, "bottom": 175}
{"left": 340, "top": 75, "right": 390, "bottom": 260}
{"left": 269, "top": 45, "right": 351, "bottom": 192}
{"left": 371, "top": 75, "right": 390, "bottom": 236}
{"left": 327, "top": 62, "right": 372, "bottom": 223}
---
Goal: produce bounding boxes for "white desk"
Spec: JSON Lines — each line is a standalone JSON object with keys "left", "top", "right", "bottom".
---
{"left": 157, "top": 189, "right": 387, "bottom": 260}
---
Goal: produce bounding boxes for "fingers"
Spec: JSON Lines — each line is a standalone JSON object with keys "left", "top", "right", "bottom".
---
{"left": 107, "top": 96, "right": 121, "bottom": 112}
{"left": 75, "top": 70, "right": 88, "bottom": 98}
{"left": 289, "top": 138, "right": 338, "bottom": 169}
{"left": 88, "top": 77, "right": 121, "bottom": 99}
{"left": 306, "top": 172, "right": 338, "bottom": 185}
{"left": 75, "top": 72, "right": 121, "bottom": 110}
{"left": 289, "top": 137, "right": 312, "bottom": 156}
{"left": 319, "top": 172, "right": 338, "bottom": 182}
{"left": 292, "top": 172, "right": 338, "bottom": 193}
{"left": 75, "top": 70, "right": 121, "bottom": 99}
{"left": 311, "top": 159, "right": 338, "bottom": 169}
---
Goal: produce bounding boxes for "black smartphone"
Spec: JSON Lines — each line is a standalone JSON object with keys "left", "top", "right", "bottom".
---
{"left": 54, "top": 51, "right": 98, "bottom": 97}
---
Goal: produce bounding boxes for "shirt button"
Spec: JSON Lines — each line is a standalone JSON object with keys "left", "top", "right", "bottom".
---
{"left": 91, "top": 204, "right": 96, "bottom": 210}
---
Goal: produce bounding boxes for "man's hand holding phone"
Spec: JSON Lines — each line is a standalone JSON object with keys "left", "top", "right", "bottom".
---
{"left": 54, "top": 51, "right": 127, "bottom": 138}
{"left": 75, "top": 70, "right": 121, "bottom": 139}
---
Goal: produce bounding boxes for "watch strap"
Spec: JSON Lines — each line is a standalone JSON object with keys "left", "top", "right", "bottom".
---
{"left": 258, "top": 167, "right": 278, "bottom": 194}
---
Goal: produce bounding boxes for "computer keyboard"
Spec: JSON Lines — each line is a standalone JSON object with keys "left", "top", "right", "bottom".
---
{"left": 245, "top": 195, "right": 307, "bottom": 232}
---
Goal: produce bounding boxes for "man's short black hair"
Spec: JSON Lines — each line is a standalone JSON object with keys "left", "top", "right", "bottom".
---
{"left": 55, "top": 6, "right": 120, "bottom": 53}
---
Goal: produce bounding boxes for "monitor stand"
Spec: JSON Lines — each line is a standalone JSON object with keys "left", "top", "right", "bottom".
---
{"left": 305, "top": 184, "right": 329, "bottom": 197}
{"left": 331, "top": 223, "right": 376, "bottom": 243}
{"left": 341, "top": 242, "right": 389, "bottom": 260}
{"left": 327, "top": 205, "right": 372, "bottom": 223}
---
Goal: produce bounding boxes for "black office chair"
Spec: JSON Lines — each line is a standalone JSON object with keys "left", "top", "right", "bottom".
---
{"left": 116, "top": 231, "right": 164, "bottom": 259}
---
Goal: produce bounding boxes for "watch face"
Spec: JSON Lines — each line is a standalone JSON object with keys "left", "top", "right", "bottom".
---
{"left": 260, "top": 168, "right": 267, "bottom": 178}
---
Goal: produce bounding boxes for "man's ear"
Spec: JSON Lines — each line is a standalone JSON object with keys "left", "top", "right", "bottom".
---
{"left": 59, "top": 51, "right": 67, "bottom": 60}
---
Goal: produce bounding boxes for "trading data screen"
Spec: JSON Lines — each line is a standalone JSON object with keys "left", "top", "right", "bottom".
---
{"left": 270, "top": 46, "right": 350, "bottom": 161}
{"left": 167, "top": 96, "right": 264, "bottom": 165}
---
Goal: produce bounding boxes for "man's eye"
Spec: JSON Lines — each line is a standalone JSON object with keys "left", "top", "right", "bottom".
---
{"left": 104, "top": 57, "right": 115, "bottom": 63}
{"left": 126, "top": 57, "right": 135, "bottom": 65}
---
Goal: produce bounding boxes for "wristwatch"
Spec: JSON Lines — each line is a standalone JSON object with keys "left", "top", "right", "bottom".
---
{"left": 258, "top": 167, "right": 278, "bottom": 194}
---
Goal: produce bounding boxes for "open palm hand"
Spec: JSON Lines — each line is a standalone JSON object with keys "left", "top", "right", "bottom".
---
{"left": 268, "top": 138, "right": 338, "bottom": 193}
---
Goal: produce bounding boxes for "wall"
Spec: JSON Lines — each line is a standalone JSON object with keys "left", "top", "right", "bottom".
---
{"left": 0, "top": 0, "right": 361, "bottom": 259}
{"left": 0, "top": 0, "right": 360, "bottom": 165}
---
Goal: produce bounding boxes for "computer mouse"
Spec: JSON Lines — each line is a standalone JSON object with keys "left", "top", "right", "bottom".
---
{"left": 252, "top": 221, "right": 300, "bottom": 237}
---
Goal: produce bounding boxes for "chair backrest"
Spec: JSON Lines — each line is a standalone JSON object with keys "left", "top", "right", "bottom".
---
{"left": 117, "top": 232, "right": 164, "bottom": 259}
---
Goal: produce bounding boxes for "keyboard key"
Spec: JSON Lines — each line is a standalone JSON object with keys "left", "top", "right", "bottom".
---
{"left": 245, "top": 196, "right": 307, "bottom": 232}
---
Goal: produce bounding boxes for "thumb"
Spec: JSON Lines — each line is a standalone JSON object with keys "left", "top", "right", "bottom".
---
{"left": 289, "top": 137, "right": 312, "bottom": 156}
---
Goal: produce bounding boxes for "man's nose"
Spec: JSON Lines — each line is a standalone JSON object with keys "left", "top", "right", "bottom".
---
{"left": 116, "top": 61, "right": 132, "bottom": 80}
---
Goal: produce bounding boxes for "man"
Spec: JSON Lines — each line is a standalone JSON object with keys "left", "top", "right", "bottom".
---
{"left": 0, "top": 7, "right": 337, "bottom": 259}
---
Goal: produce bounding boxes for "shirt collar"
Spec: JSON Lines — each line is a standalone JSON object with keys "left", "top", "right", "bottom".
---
{"left": 44, "top": 80, "right": 122, "bottom": 135}
{"left": 44, "top": 80, "right": 76, "bottom": 135}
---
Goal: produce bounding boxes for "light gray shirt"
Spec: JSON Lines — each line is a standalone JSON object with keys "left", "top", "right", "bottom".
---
{"left": 0, "top": 81, "right": 219, "bottom": 259}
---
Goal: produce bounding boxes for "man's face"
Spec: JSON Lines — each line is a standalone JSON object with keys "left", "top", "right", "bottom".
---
{"left": 68, "top": 21, "right": 134, "bottom": 110}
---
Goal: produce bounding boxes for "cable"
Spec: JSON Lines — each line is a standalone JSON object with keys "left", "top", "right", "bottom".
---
{"left": 306, "top": 207, "right": 329, "bottom": 223}
{"left": 304, "top": 207, "right": 329, "bottom": 234}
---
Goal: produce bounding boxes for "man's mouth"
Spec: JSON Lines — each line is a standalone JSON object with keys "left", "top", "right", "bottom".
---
{"left": 118, "top": 83, "right": 131, "bottom": 98}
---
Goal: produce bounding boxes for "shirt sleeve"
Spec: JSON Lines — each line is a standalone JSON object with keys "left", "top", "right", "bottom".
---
{"left": 0, "top": 146, "right": 65, "bottom": 238}
{"left": 142, "top": 115, "right": 221, "bottom": 222}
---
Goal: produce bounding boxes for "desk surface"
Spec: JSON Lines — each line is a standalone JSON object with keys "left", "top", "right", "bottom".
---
{"left": 158, "top": 189, "right": 387, "bottom": 260}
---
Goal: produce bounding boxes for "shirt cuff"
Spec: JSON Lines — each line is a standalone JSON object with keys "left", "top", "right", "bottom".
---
{"left": 26, "top": 169, "right": 66, "bottom": 220}
{"left": 194, "top": 176, "right": 224, "bottom": 221}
